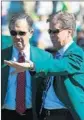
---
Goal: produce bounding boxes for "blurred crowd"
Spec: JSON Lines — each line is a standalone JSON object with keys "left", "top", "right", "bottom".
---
{"left": 1, "top": 1, "right": 84, "bottom": 50}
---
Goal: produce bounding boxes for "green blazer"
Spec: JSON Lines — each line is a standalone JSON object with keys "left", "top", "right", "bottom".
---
{"left": 1, "top": 45, "right": 52, "bottom": 119}
{"left": 35, "top": 42, "right": 84, "bottom": 120}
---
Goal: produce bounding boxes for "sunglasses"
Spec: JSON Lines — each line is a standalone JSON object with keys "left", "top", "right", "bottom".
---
{"left": 48, "top": 29, "right": 62, "bottom": 34}
{"left": 10, "top": 30, "right": 27, "bottom": 36}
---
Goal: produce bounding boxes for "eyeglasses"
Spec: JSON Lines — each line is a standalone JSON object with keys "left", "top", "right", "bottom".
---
{"left": 10, "top": 30, "right": 27, "bottom": 36}
{"left": 48, "top": 29, "right": 62, "bottom": 34}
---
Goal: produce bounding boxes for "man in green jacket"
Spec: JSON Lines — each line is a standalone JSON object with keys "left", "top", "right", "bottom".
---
{"left": 4, "top": 11, "right": 84, "bottom": 120}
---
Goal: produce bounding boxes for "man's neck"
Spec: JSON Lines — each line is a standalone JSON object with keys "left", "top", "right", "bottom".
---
{"left": 58, "top": 40, "right": 73, "bottom": 56}
{"left": 18, "top": 44, "right": 30, "bottom": 53}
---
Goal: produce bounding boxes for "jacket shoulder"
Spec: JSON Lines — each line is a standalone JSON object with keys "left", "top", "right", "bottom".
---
{"left": 1, "top": 46, "right": 13, "bottom": 66}
{"left": 31, "top": 45, "right": 52, "bottom": 58}
{"left": 65, "top": 43, "right": 84, "bottom": 59}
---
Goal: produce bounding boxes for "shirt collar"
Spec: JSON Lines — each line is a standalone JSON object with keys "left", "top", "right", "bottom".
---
{"left": 12, "top": 44, "right": 30, "bottom": 61}
{"left": 58, "top": 40, "right": 74, "bottom": 56}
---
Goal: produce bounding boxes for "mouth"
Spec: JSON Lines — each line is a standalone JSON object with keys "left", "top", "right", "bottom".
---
{"left": 16, "top": 41, "right": 21, "bottom": 44}
{"left": 14, "top": 41, "right": 22, "bottom": 47}
{"left": 51, "top": 39, "right": 56, "bottom": 43}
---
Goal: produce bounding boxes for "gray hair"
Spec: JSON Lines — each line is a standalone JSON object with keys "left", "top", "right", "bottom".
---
{"left": 9, "top": 13, "right": 33, "bottom": 31}
{"left": 49, "top": 11, "right": 76, "bottom": 36}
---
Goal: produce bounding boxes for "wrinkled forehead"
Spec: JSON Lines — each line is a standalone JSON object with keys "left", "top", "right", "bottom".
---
{"left": 10, "top": 19, "right": 29, "bottom": 31}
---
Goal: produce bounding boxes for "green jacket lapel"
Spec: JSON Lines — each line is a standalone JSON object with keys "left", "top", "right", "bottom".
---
{"left": 63, "top": 42, "right": 76, "bottom": 56}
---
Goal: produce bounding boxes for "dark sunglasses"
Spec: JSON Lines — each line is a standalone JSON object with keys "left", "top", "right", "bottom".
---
{"left": 10, "top": 30, "right": 27, "bottom": 36}
{"left": 48, "top": 29, "right": 61, "bottom": 34}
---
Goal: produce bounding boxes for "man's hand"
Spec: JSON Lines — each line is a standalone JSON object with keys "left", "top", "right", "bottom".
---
{"left": 4, "top": 60, "right": 34, "bottom": 75}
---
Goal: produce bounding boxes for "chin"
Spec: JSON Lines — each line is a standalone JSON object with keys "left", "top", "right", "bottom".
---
{"left": 16, "top": 46, "right": 24, "bottom": 51}
{"left": 53, "top": 44, "right": 58, "bottom": 49}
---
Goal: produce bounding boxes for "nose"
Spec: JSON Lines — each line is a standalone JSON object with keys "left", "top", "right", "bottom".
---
{"left": 15, "top": 34, "right": 21, "bottom": 39}
{"left": 50, "top": 33, "right": 55, "bottom": 37}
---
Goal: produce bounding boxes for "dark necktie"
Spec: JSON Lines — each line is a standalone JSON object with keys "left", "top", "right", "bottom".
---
{"left": 16, "top": 53, "right": 26, "bottom": 114}
{"left": 39, "top": 51, "right": 61, "bottom": 115}
{"left": 55, "top": 51, "right": 61, "bottom": 59}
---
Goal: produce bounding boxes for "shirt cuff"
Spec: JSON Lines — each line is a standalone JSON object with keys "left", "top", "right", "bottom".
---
{"left": 28, "top": 61, "right": 35, "bottom": 71}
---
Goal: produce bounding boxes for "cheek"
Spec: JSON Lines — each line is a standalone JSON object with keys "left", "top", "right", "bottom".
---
{"left": 57, "top": 33, "right": 63, "bottom": 41}
{"left": 23, "top": 35, "right": 29, "bottom": 43}
{"left": 12, "top": 37, "right": 17, "bottom": 43}
{"left": 59, "top": 32, "right": 67, "bottom": 40}
{"left": 26, "top": 33, "right": 30, "bottom": 39}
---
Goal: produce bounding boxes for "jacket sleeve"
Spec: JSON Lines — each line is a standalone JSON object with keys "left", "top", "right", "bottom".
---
{"left": 35, "top": 52, "right": 84, "bottom": 76}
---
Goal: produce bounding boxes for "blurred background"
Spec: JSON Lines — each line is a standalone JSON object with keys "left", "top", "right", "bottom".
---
{"left": 1, "top": 1, "right": 84, "bottom": 50}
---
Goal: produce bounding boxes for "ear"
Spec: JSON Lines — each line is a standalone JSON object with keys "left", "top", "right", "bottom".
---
{"left": 30, "top": 28, "right": 34, "bottom": 34}
{"left": 68, "top": 30, "right": 73, "bottom": 36}
{"left": 29, "top": 29, "right": 34, "bottom": 39}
